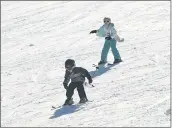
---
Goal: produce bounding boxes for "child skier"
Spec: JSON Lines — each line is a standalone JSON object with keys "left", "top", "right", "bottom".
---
{"left": 90, "top": 17, "right": 124, "bottom": 65}
{"left": 63, "top": 59, "right": 93, "bottom": 105}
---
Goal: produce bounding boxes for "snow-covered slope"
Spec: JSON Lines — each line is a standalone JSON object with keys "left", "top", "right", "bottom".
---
{"left": 1, "top": 1, "right": 170, "bottom": 127}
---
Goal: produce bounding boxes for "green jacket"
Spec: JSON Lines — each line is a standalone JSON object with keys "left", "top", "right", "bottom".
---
{"left": 96, "top": 23, "right": 120, "bottom": 41}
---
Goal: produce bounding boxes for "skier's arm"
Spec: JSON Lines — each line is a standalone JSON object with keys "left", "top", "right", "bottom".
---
{"left": 111, "top": 27, "right": 124, "bottom": 42}
{"left": 90, "top": 25, "right": 105, "bottom": 36}
{"left": 111, "top": 27, "right": 120, "bottom": 41}
{"left": 96, "top": 26, "right": 106, "bottom": 37}
{"left": 63, "top": 70, "right": 70, "bottom": 87}
{"left": 81, "top": 68, "right": 92, "bottom": 84}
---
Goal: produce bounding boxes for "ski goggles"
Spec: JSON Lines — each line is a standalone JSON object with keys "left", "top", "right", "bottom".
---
{"left": 104, "top": 20, "right": 110, "bottom": 23}
{"left": 65, "top": 65, "right": 74, "bottom": 71}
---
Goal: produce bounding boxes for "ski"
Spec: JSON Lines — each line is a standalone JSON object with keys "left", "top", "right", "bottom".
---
{"left": 92, "top": 63, "right": 107, "bottom": 69}
{"left": 51, "top": 100, "right": 93, "bottom": 110}
{"left": 92, "top": 64, "right": 99, "bottom": 69}
{"left": 92, "top": 63, "right": 111, "bottom": 68}
{"left": 51, "top": 104, "right": 75, "bottom": 110}
{"left": 93, "top": 61, "right": 123, "bottom": 68}
{"left": 51, "top": 105, "right": 62, "bottom": 110}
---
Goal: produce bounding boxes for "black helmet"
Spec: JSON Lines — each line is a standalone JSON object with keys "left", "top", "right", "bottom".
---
{"left": 65, "top": 59, "right": 75, "bottom": 68}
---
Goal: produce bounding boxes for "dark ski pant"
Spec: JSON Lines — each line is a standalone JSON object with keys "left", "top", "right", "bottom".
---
{"left": 66, "top": 82, "right": 87, "bottom": 99}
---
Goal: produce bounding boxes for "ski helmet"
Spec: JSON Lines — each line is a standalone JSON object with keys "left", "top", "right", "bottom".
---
{"left": 65, "top": 59, "right": 75, "bottom": 68}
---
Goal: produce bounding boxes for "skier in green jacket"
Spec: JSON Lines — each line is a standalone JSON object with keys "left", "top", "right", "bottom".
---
{"left": 90, "top": 17, "right": 124, "bottom": 65}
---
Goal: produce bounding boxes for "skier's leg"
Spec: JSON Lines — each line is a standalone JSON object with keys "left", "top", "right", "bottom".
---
{"left": 64, "top": 82, "right": 76, "bottom": 105}
{"left": 100, "top": 40, "right": 111, "bottom": 62}
{"left": 66, "top": 82, "right": 76, "bottom": 98}
{"left": 110, "top": 39, "right": 121, "bottom": 60}
{"left": 76, "top": 82, "right": 88, "bottom": 103}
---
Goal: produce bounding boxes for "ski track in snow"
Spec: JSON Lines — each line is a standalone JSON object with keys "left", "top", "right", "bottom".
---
{"left": 1, "top": 1, "right": 170, "bottom": 127}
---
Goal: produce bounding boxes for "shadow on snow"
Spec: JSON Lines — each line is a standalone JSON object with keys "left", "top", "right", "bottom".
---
{"left": 49, "top": 105, "right": 80, "bottom": 119}
{"left": 89, "top": 63, "right": 120, "bottom": 78}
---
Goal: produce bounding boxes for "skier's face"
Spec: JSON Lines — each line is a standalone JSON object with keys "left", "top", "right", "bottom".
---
{"left": 104, "top": 19, "right": 110, "bottom": 25}
{"left": 66, "top": 65, "right": 74, "bottom": 72}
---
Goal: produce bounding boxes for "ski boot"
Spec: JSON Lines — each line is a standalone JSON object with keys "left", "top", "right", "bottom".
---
{"left": 113, "top": 59, "right": 122, "bottom": 64}
{"left": 79, "top": 98, "right": 88, "bottom": 104}
{"left": 98, "top": 60, "right": 107, "bottom": 65}
{"left": 63, "top": 98, "right": 74, "bottom": 106}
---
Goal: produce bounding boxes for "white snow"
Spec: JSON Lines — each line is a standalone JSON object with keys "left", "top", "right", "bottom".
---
{"left": 1, "top": 1, "right": 170, "bottom": 127}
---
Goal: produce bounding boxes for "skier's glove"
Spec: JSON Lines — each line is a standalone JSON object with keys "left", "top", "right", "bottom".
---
{"left": 105, "top": 36, "right": 112, "bottom": 40}
{"left": 63, "top": 83, "right": 68, "bottom": 90}
{"left": 90, "top": 30, "right": 97, "bottom": 34}
{"left": 89, "top": 79, "right": 95, "bottom": 87}
{"left": 89, "top": 79, "right": 93, "bottom": 84}
{"left": 119, "top": 38, "right": 124, "bottom": 42}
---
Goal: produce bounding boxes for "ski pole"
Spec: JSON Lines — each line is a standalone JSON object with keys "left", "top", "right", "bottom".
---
{"left": 90, "top": 66, "right": 99, "bottom": 87}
